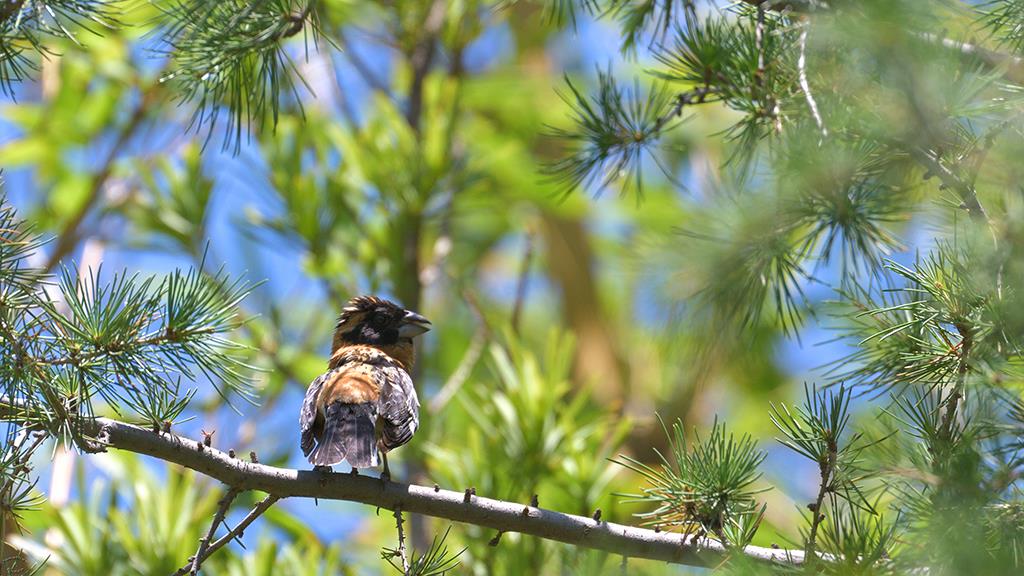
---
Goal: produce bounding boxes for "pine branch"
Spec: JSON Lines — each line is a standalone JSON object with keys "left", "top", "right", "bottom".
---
{"left": 651, "top": 86, "right": 719, "bottom": 134}
{"left": 805, "top": 437, "right": 836, "bottom": 561}
{"left": 738, "top": 0, "right": 826, "bottom": 13}
{"left": 742, "top": 0, "right": 1024, "bottom": 83}
{"left": 939, "top": 322, "right": 972, "bottom": 444}
{"left": 908, "top": 147, "right": 989, "bottom": 223}
{"left": 0, "top": 0, "right": 26, "bottom": 22}
{"left": 158, "top": 0, "right": 320, "bottom": 152}
{"left": 916, "top": 32, "right": 1024, "bottom": 84}
{"left": 0, "top": 399, "right": 813, "bottom": 569}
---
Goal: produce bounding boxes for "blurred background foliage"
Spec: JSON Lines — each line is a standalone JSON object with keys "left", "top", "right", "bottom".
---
{"left": 4, "top": 0, "right": 1024, "bottom": 574}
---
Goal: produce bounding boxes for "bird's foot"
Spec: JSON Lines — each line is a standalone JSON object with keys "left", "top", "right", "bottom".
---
{"left": 350, "top": 467, "right": 359, "bottom": 476}
{"left": 380, "top": 451, "right": 391, "bottom": 487}
{"left": 313, "top": 465, "right": 332, "bottom": 473}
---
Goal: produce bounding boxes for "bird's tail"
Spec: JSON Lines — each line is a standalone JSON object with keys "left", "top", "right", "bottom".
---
{"left": 308, "top": 402, "right": 379, "bottom": 468}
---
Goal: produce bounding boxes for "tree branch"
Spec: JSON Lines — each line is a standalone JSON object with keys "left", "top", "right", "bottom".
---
{"left": 0, "top": 402, "right": 811, "bottom": 569}
{"left": 189, "top": 485, "right": 240, "bottom": 575}
{"left": 739, "top": 0, "right": 826, "bottom": 12}
{"left": 797, "top": 25, "right": 827, "bottom": 138}
{"left": 909, "top": 148, "right": 989, "bottom": 223}
{"left": 43, "top": 88, "right": 152, "bottom": 272}
{"left": 173, "top": 492, "right": 281, "bottom": 576}
{"left": 393, "top": 507, "right": 409, "bottom": 574}
{"left": 740, "top": 1, "right": 1024, "bottom": 82}
{"left": 940, "top": 322, "right": 972, "bottom": 444}
{"left": 0, "top": 0, "right": 26, "bottom": 23}
{"left": 405, "top": 0, "right": 446, "bottom": 133}
{"left": 805, "top": 438, "right": 836, "bottom": 562}
{"left": 337, "top": 28, "right": 396, "bottom": 100}
{"left": 510, "top": 230, "right": 535, "bottom": 335}
{"left": 652, "top": 86, "right": 719, "bottom": 134}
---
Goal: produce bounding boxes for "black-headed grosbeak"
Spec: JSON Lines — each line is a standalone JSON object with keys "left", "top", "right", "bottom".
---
{"left": 299, "top": 295, "right": 430, "bottom": 479}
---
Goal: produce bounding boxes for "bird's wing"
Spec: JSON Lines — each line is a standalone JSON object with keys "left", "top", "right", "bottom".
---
{"left": 300, "top": 368, "right": 340, "bottom": 456}
{"left": 377, "top": 365, "right": 420, "bottom": 452}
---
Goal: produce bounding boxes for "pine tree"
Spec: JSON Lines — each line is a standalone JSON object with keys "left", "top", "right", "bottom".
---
{"left": 4, "top": 1, "right": 1024, "bottom": 574}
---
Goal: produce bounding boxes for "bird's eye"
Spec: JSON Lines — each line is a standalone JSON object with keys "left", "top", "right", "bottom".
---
{"left": 371, "top": 314, "right": 387, "bottom": 327}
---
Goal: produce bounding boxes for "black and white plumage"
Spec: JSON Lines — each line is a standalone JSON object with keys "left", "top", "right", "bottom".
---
{"left": 299, "top": 296, "right": 429, "bottom": 477}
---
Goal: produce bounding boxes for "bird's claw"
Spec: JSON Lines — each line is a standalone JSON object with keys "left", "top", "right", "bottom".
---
{"left": 313, "top": 465, "right": 332, "bottom": 473}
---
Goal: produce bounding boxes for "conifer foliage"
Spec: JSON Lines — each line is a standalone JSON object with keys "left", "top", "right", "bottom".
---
{"left": 5, "top": 0, "right": 1024, "bottom": 574}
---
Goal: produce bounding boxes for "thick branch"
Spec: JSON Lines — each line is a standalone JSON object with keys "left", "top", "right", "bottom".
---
{"left": 0, "top": 405, "right": 810, "bottom": 568}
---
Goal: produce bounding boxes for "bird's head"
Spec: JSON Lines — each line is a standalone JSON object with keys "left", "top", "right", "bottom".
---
{"left": 331, "top": 295, "right": 432, "bottom": 353}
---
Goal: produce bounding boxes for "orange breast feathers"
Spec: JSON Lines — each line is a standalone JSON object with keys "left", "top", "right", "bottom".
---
{"left": 328, "top": 343, "right": 415, "bottom": 372}
{"left": 316, "top": 363, "right": 381, "bottom": 408}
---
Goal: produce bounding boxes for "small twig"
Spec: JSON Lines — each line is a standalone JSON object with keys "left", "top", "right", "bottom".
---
{"left": 909, "top": 148, "right": 988, "bottom": 223}
{"left": 11, "top": 428, "right": 47, "bottom": 458}
{"left": 755, "top": 1, "right": 766, "bottom": 93}
{"left": 739, "top": 0, "right": 825, "bottom": 11}
{"left": 394, "top": 507, "right": 409, "bottom": 574}
{"left": 189, "top": 486, "right": 240, "bottom": 575}
{"left": 805, "top": 438, "right": 836, "bottom": 561}
{"left": 510, "top": 230, "right": 535, "bottom": 335}
{"left": 940, "top": 323, "right": 972, "bottom": 444}
{"left": 652, "top": 87, "right": 720, "bottom": 134}
{"left": 428, "top": 325, "right": 487, "bottom": 414}
{"left": 0, "top": 0, "right": 26, "bottom": 23}
{"left": 280, "top": 0, "right": 316, "bottom": 39}
{"left": 43, "top": 97, "right": 150, "bottom": 272}
{"left": 797, "top": 26, "right": 827, "bottom": 138}
{"left": 915, "top": 32, "right": 1024, "bottom": 84}
{"left": 336, "top": 28, "right": 397, "bottom": 100}
{"left": 174, "top": 493, "right": 280, "bottom": 576}
{"left": 405, "top": 0, "right": 447, "bottom": 133}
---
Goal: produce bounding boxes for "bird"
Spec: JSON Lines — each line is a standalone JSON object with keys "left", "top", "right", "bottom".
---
{"left": 299, "top": 295, "right": 431, "bottom": 480}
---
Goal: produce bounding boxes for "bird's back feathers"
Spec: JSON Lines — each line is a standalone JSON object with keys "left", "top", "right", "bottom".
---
{"left": 301, "top": 346, "right": 419, "bottom": 468}
{"left": 308, "top": 401, "right": 379, "bottom": 467}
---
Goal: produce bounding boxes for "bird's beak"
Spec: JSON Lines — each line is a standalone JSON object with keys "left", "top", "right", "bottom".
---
{"left": 398, "top": 310, "right": 432, "bottom": 338}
